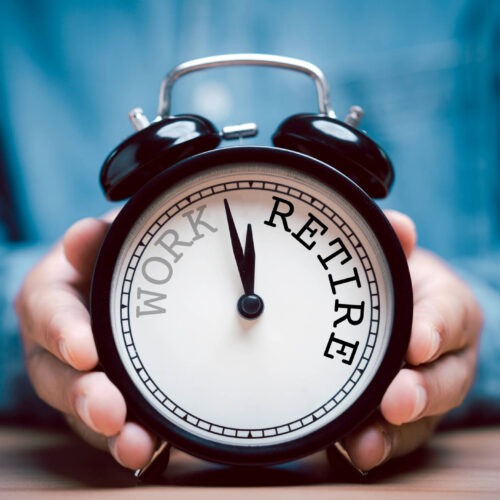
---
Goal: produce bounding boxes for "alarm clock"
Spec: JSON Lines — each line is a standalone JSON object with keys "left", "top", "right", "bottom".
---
{"left": 90, "top": 54, "right": 412, "bottom": 478}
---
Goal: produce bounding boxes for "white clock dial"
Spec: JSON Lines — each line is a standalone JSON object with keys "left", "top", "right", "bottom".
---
{"left": 109, "top": 162, "right": 393, "bottom": 447}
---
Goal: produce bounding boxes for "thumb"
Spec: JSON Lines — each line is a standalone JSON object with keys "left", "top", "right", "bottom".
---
{"left": 383, "top": 210, "right": 417, "bottom": 259}
{"left": 63, "top": 218, "right": 110, "bottom": 279}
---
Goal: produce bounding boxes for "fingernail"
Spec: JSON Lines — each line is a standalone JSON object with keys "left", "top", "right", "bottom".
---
{"left": 58, "top": 339, "right": 71, "bottom": 364}
{"left": 75, "top": 395, "right": 97, "bottom": 431}
{"left": 342, "top": 424, "right": 392, "bottom": 471}
{"left": 428, "top": 328, "right": 441, "bottom": 361}
{"left": 374, "top": 424, "right": 392, "bottom": 467}
{"left": 409, "top": 385, "right": 428, "bottom": 421}
{"left": 108, "top": 435, "right": 126, "bottom": 467}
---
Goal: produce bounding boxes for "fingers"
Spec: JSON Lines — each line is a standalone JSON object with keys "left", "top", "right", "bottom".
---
{"left": 66, "top": 415, "right": 157, "bottom": 470}
{"left": 66, "top": 415, "right": 156, "bottom": 469}
{"left": 346, "top": 327, "right": 474, "bottom": 470}
{"left": 381, "top": 347, "right": 477, "bottom": 425}
{"left": 18, "top": 277, "right": 98, "bottom": 371}
{"left": 391, "top": 250, "right": 481, "bottom": 424}
{"left": 342, "top": 414, "right": 439, "bottom": 471}
{"left": 27, "top": 334, "right": 157, "bottom": 470}
{"left": 383, "top": 210, "right": 417, "bottom": 259}
{"left": 17, "top": 217, "right": 111, "bottom": 372}
{"left": 406, "top": 250, "right": 482, "bottom": 366}
{"left": 342, "top": 227, "right": 482, "bottom": 471}
{"left": 409, "top": 292, "right": 469, "bottom": 365}
{"left": 18, "top": 214, "right": 157, "bottom": 470}
{"left": 27, "top": 347, "right": 126, "bottom": 436}
{"left": 108, "top": 422, "right": 157, "bottom": 469}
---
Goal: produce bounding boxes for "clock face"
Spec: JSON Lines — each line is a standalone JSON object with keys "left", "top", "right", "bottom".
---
{"left": 92, "top": 147, "right": 411, "bottom": 464}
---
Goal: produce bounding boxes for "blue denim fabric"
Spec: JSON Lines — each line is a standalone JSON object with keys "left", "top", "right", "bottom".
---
{"left": 0, "top": 0, "right": 498, "bottom": 422}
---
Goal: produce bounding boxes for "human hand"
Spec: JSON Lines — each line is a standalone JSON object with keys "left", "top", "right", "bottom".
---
{"left": 15, "top": 215, "right": 157, "bottom": 469}
{"left": 16, "top": 210, "right": 482, "bottom": 472}
{"left": 339, "top": 210, "right": 482, "bottom": 471}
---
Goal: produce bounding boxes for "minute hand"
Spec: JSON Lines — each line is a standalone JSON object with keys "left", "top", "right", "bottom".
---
{"left": 223, "top": 199, "right": 255, "bottom": 295}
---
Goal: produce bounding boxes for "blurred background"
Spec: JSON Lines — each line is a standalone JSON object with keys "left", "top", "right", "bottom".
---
{"left": 0, "top": 0, "right": 498, "bottom": 422}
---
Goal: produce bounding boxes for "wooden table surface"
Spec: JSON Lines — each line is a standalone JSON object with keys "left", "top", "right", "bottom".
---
{"left": 1, "top": 425, "right": 499, "bottom": 499}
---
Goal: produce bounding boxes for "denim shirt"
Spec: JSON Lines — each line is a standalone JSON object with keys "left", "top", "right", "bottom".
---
{"left": 0, "top": 0, "right": 498, "bottom": 422}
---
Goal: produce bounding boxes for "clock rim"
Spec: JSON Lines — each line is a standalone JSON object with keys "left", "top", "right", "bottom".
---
{"left": 91, "top": 146, "right": 412, "bottom": 466}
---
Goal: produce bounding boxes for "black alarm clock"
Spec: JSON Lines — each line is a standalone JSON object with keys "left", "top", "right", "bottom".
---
{"left": 90, "top": 54, "right": 412, "bottom": 478}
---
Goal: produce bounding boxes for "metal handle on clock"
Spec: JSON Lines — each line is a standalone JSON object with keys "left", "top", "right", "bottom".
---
{"left": 157, "top": 53, "right": 336, "bottom": 119}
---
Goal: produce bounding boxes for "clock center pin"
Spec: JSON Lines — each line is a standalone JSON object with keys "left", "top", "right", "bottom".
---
{"left": 237, "top": 293, "right": 264, "bottom": 319}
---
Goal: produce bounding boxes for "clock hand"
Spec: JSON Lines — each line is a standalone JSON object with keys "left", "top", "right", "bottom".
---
{"left": 243, "top": 223, "right": 255, "bottom": 295}
{"left": 223, "top": 199, "right": 249, "bottom": 293}
{"left": 223, "top": 199, "right": 263, "bottom": 319}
